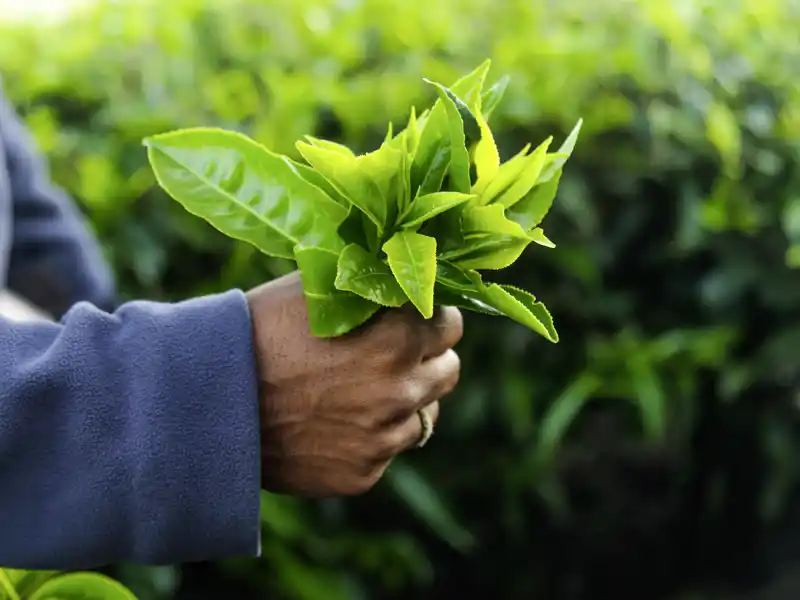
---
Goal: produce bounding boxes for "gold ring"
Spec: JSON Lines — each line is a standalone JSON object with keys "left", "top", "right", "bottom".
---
{"left": 416, "top": 409, "right": 434, "bottom": 448}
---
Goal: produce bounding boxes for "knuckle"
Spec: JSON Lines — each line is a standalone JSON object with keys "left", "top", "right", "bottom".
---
{"left": 443, "top": 306, "right": 464, "bottom": 345}
{"left": 436, "top": 351, "right": 461, "bottom": 397}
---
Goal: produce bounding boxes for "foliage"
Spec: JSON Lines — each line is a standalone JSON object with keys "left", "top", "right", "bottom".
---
{"left": 144, "top": 62, "right": 580, "bottom": 339}
{"left": 0, "top": 568, "right": 136, "bottom": 600}
{"left": 1, "top": 0, "right": 800, "bottom": 599}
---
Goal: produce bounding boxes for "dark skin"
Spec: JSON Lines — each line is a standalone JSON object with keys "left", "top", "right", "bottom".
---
{"left": 246, "top": 271, "right": 463, "bottom": 498}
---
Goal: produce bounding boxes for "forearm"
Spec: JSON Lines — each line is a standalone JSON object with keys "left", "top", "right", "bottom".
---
{"left": 0, "top": 89, "right": 116, "bottom": 316}
{"left": 0, "top": 290, "right": 261, "bottom": 570}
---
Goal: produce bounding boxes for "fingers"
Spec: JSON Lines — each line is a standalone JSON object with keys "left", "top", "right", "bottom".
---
{"left": 396, "top": 401, "right": 440, "bottom": 451}
{"left": 421, "top": 306, "right": 464, "bottom": 360}
{"left": 411, "top": 348, "right": 461, "bottom": 411}
{"left": 371, "top": 305, "right": 463, "bottom": 364}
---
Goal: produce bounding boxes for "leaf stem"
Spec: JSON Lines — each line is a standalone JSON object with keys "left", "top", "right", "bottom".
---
{"left": 0, "top": 569, "right": 21, "bottom": 600}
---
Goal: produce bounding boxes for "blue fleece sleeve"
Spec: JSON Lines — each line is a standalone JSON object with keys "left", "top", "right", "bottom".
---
{"left": 0, "top": 88, "right": 116, "bottom": 317}
{"left": 0, "top": 290, "right": 262, "bottom": 570}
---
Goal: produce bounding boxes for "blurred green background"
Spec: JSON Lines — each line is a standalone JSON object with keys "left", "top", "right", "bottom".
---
{"left": 1, "top": 0, "right": 800, "bottom": 598}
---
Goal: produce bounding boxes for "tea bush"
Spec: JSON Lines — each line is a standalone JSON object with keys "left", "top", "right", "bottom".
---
{"left": 1, "top": 0, "right": 800, "bottom": 598}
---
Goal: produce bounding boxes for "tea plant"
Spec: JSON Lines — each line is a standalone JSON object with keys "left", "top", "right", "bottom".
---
{"left": 144, "top": 60, "right": 582, "bottom": 340}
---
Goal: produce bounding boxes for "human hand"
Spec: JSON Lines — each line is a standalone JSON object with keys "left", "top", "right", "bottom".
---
{"left": 246, "top": 271, "right": 462, "bottom": 497}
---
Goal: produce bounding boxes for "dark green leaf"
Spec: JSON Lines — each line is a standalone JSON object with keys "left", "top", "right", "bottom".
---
{"left": 425, "top": 79, "right": 472, "bottom": 194}
{"left": 385, "top": 460, "right": 475, "bottom": 553}
{"left": 382, "top": 231, "right": 437, "bottom": 318}
{"left": 144, "top": 128, "right": 348, "bottom": 259}
{"left": 335, "top": 244, "right": 408, "bottom": 307}
{"left": 399, "top": 191, "right": 474, "bottom": 229}
{"left": 416, "top": 142, "right": 451, "bottom": 198}
{"left": 295, "top": 246, "right": 381, "bottom": 337}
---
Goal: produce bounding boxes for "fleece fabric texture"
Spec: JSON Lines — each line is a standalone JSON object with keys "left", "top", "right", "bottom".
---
{"left": 0, "top": 83, "right": 262, "bottom": 569}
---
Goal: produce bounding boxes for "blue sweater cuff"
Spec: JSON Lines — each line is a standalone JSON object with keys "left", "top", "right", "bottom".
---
{"left": 126, "top": 289, "right": 262, "bottom": 564}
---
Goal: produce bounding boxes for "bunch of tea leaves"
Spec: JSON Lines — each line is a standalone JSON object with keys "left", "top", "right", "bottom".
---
{"left": 143, "top": 60, "right": 581, "bottom": 340}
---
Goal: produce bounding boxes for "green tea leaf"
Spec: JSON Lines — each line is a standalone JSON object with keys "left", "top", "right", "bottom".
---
{"left": 144, "top": 128, "right": 348, "bottom": 259}
{"left": 481, "top": 75, "right": 510, "bottom": 120}
{"left": 434, "top": 261, "right": 501, "bottom": 315}
{"left": 295, "top": 246, "right": 381, "bottom": 337}
{"left": 296, "top": 141, "right": 387, "bottom": 233}
{"left": 410, "top": 61, "right": 489, "bottom": 193}
{"left": 383, "top": 231, "right": 437, "bottom": 318}
{"left": 461, "top": 204, "right": 529, "bottom": 239}
{"left": 303, "top": 135, "right": 356, "bottom": 158}
{"left": 416, "top": 143, "right": 451, "bottom": 198}
{"left": 529, "top": 227, "right": 556, "bottom": 248}
{"left": 335, "top": 244, "right": 408, "bottom": 307}
{"left": 437, "top": 86, "right": 481, "bottom": 144}
{"left": 440, "top": 234, "right": 531, "bottom": 270}
{"left": 538, "top": 118, "right": 582, "bottom": 183}
{"left": 506, "top": 167, "right": 563, "bottom": 230}
{"left": 497, "top": 284, "right": 558, "bottom": 342}
{"left": 284, "top": 156, "right": 350, "bottom": 206}
{"left": 471, "top": 112, "right": 500, "bottom": 195}
{"left": 477, "top": 283, "right": 557, "bottom": 342}
{"left": 477, "top": 143, "right": 531, "bottom": 205}
{"left": 434, "top": 285, "right": 502, "bottom": 315}
{"left": 494, "top": 136, "right": 553, "bottom": 208}
{"left": 28, "top": 573, "right": 137, "bottom": 600}
{"left": 357, "top": 141, "right": 404, "bottom": 226}
{"left": 399, "top": 192, "right": 474, "bottom": 229}
{"left": 425, "top": 80, "right": 472, "bottom": 194}
{"left": 449, "top": 58, "right": 492, "bottom": 110}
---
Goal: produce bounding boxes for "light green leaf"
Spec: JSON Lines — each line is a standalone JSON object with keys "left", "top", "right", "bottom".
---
{"left": 399, "top": 192, "right": 474, "bottom": 229}
{"left": 449, "top": 58, "right": 492, "bottom": 110}
{"left": 284, "top": 156, "right": 350, "bottom": 206}
{"left": 143, "top": 128, "right": 348, "bottom": 259}
{"left": 425, "top": 79, "right": 472, "bottom": 194}
{"left": 303, "top": 135, "right": 356, "bottom": 158}
{"left": 28, "top": 573, "right": 137, "bottom": 600}
{"left": 494, "top": 136, "right": 553, "bottom": 208}
{"left": 1, "top": 570, "right": 57, "bottom": 599}
{"left": 295, "top": 246, "right": 381, "bottom": 337}
{"left": 471, "top": 112, "right": 500, "bottom": 195}
{"left": 335, "top": 244, "right": 408, "bottom": 307}
{"left": 497, "top": 284, "right": 558, "bottom": 342}
{"left": 382, "top": 231, "right": 437, "bottom": 318}
{"left": 434, "top": 261, "right": 501, "bottom": 315}
{"left": 461, "top": 204, "right": 529, "bottom": 239}
{"left": 440, "top": 234, "right": 531, "bottom": 271}
{"left": 477, "top": 283, "right": 557, "bottom": 342}
{"left": 506, "top": 167, "right": 563, "bottom": 230}
{"left": 481, "top": 75, "right": 510, "bottom": 120}
{"left": 529, "top": 227, "right": 556, "bottom": 248}
{"left": 410, "top": 61, "right": 489, "bottom": 193}
{"left": 476, "top": 143, "right": 530, "bottom": 205}
{"left": 538, "top": 118, "right": 582, "bottom": 184}
{"left": 296, "top": 141, "right": 387, "bottom": 233}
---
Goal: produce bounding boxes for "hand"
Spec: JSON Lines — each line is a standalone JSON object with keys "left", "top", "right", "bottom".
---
{"left": 246, "top": 271, "right": 462, "bottom": 497}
